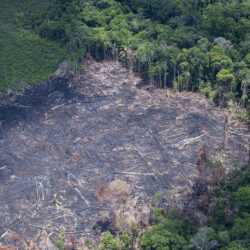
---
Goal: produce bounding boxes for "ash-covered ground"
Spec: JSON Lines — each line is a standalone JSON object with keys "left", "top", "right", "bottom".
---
{"left": 0, "top": 61, "right": 249, "bottom": 248}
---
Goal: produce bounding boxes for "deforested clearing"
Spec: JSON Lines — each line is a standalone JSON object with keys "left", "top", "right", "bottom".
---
{"left": 0, "top": 61, "right": 248, "bottom": 246}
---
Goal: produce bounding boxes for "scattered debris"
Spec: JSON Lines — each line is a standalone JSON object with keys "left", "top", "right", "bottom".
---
{"left": 0, "top": 61, "right": 248, "bottom": 245}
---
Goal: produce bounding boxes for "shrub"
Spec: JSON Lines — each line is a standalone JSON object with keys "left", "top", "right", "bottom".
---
{"left": 100, "top": 231, "right": 119, "bottom": 250}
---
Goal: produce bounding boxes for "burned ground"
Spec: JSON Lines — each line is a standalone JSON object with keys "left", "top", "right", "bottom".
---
{"left": 0, "top": 61, "right": 249, "bottom": 248}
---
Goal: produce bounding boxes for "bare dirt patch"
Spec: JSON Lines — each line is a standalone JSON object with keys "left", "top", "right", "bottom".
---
{"left": 0, "top": 61, "right": 249, "bottom": 247}
{"left": 95, "top": 180, "right": 130, "bottom": 203}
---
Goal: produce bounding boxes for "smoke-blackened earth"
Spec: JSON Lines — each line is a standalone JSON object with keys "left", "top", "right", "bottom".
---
{"left": 0, "top": 61, "right": 249, "bottom": 248}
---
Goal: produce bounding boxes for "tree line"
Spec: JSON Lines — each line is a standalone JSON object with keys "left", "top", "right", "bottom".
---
{"left": 14, "top": 0, "right": 250, "bottom": 115}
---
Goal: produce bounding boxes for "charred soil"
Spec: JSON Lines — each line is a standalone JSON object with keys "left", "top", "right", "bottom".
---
{"left": 0, "top": 61, "right": 249, "bottom": 248}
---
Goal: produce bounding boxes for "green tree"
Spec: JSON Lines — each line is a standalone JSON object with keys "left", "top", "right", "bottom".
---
{"left": 215, "top": 69, "right": 236, "bottom": 106}
{"left": 100, "top": 231, "right": 119, "bottom": 250}
{"left": 234, "top": 186, "right": 250, "bottom": 211}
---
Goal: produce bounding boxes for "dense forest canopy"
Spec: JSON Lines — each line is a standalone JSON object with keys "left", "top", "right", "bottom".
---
{"left": 0, "top": 0, "right": 249, "bottom": 117}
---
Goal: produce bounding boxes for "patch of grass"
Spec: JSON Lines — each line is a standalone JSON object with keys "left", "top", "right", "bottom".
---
{"left": 0, "top": 27, "right": 68, "bottom": 92}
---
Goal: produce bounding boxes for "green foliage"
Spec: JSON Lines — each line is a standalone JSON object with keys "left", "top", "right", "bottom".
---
{"left": 209, "top": 199, "right": 227, "bottom": 228}
{"left": 141, "top": 224, "right": 188, "bottom": 250}
{"left": 236, "top": 112, "right": 248, "bottom": 122}
{"left": 0, "top": 1, "right": 249, "bottom": 249}
{"left": 206, "top": 168, "right": 250, "bottom": 248}
{"left": 199, "top": 81, "right": 212, "bottom": 98}
{"left": 151, "top": 191, "right": 162, "bottom": 206}
{"left": 230, "top": 214, "right": 250, "bottom": 240}
{"left": 141, "top": 209, "right": 190, "bottom": 250}
{"left": 130, "top": 222, "right": 139, "bottom": 239}
{"left": 100, "top": 222, "right": 139, "bottom": 250}
{"left": 0, "top": 0, "right": 249, "bottom": 117}
{"left": 141, "top": 168, "right": 250, "bottom": 250}
{"left": 120, "top": 232, "right": 133, "bottom": 250}
{"left": 97, "top": 170, "right": 250, "bottom": 250}
{"left": 226, "top": 240, "right": 250, "bottom": 250}
{"left": 234, "top": 186, "right": 250, "bottom": 211}
{"left": 100, "top": 231, "right": 119, "bottom": 250}
{"left": 165, "top": 208, "right": 179, "bottom": 220}
{"left": 56, "top": 230, "right": 67, "bottom": 250}
{"left": 55, "top": 240, "right": 65, "bottom": 250}
{"left": 84, "top": 239, "right": 92, "bottom": 246}
{"left": 218, "top": 230, "right": 231, "bottom": 247}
